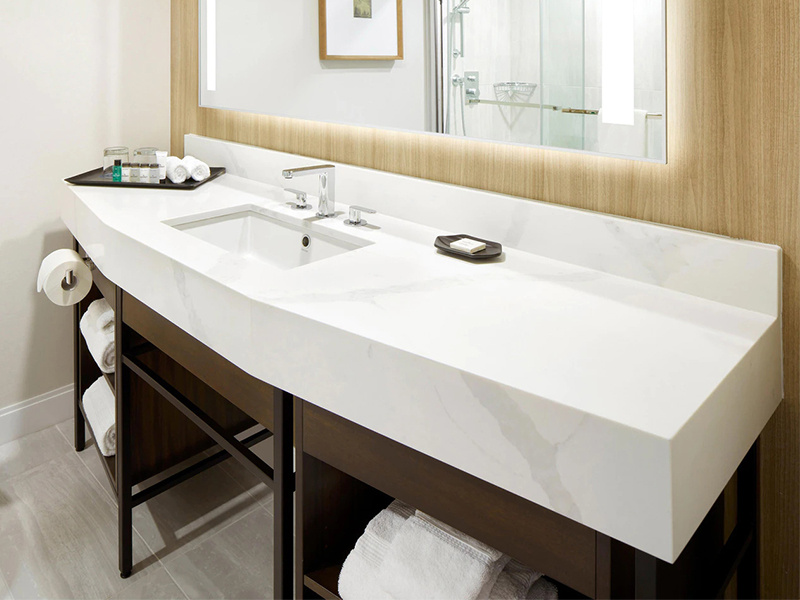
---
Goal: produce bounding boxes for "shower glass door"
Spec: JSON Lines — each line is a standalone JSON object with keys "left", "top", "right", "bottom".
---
{"left": 442, "top": 0, "right": 542, "bottom": 146}
{"left": 539, "top": 0, "right": 586, "bottom": 150}
{"left": 437, "top": 0, "right": 664, "bottom": 159}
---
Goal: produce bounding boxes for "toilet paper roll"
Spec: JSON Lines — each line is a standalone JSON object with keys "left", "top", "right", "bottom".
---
{"left": 37, "top": 249, "right": 93, "bottom": 306}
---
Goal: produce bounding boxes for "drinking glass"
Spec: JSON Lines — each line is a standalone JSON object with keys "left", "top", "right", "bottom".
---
{"left": 103, "top": 146, "right": 129, "bottom": 179}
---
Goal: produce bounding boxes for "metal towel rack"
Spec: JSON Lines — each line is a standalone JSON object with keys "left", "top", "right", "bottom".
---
{"left": 467, "top": 98, "right": 663, "bottom": 119}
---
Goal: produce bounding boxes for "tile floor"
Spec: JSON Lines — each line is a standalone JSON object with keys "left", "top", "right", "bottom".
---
{"left": 0, "top": 421, "right": 276, "bottom": 600}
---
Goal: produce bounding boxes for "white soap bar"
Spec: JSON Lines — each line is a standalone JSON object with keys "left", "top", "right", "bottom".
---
{"left": 450, "top": 238, "right": 487, "bottom": 254}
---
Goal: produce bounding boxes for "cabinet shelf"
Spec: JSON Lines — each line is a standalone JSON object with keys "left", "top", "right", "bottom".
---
{"left": 103, "top": 371, "right": 115, "bottom": 391}
{"left": 78, "top": 398, "right": 117, "bottom": 492}
{"left": 304, "top": 565, "right": 342, "bottom": 600}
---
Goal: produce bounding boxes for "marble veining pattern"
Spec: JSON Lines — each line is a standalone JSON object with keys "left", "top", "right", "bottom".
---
{"left": 59, "top": 136, "right": 783, "bottom": 562}
{"left": 461, "top": 372, "right": 582, "bottom": 521}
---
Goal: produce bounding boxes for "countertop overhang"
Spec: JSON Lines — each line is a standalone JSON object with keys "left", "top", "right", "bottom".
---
{"left": 62, "top": 137, "right": 782, "bottom": 562}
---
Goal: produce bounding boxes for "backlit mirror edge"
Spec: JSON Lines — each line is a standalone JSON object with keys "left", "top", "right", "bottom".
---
{"left": 196, "top": 0, "right": 668, "bottom": 165}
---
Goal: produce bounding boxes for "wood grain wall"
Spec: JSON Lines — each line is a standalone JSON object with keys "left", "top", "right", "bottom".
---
{"left": 171, "top": 1, "right": 799, "bottom": 595}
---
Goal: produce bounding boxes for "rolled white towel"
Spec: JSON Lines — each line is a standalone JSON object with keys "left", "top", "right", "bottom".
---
{"left": 339, "top": 500, "right": 413, "bottom": 600}
{"left": 85, "top": 298, "right": 114, "bottom": 331}
{"left": 378, "top": 510, "right": 510, "bottom": 599}
{"left": 80, "top": 304, "right": 115, "bottom": 373}
{"left": 166, "top": 156, "right": 189, "bottom": 184}
{"left": 182, "top": 155, "right": 211, "bottom": 182}
{"left": 82, "top": 376, "right": 116, "bottom": 456}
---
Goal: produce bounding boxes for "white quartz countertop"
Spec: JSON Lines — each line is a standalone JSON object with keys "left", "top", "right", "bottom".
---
{"left": 62, "top": 139, "right": 782, "bottom": 563}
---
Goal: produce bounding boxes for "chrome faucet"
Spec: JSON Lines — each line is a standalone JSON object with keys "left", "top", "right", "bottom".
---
{"left": 281, "top": 164, "right": 336, "bottom": 218}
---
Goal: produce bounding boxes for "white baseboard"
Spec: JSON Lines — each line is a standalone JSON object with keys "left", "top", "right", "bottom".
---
{"left": 0, "top": 385, "right": 74, "bottom": 447}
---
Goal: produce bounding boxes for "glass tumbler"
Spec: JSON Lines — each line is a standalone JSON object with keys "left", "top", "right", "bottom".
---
{"left": 103, "top": 147, "right": 129, "bottom": 179}
{"left": 132, "top": 147, "right": 158, "bottom": 165}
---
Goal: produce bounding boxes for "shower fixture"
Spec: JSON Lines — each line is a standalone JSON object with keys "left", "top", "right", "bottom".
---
{"left": 453, "top": 0, "right": 470, "bottom": 14}
{"left": 445, "top": 0, "right": 475, "bottom": 136}
{"left": 451, "top": 0, "right": 470, "bottom": 58}
{"left": 464, "top": 71, "right": 480, "bottom": 101}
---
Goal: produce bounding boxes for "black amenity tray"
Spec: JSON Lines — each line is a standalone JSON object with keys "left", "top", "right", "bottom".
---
{"left": 65, "top": 166, "right": 226, "bottom": 190}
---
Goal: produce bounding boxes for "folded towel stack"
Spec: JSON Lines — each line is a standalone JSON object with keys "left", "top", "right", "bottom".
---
{"left": 79, "top": 298, "right": 115, "bottom": 373}
{"left": 82, "top": 376, "right": 116, "bottom": 456}
{"left": 338, "top": 501, "right": 557, "bottom": 600}
{"left": 165, "top": 155, "right": 211, "bottom": 184}
{"left": 339, "top": 500, "right": 413, "bottom": 600}
{"left": 380, "top": 511, "right": 510, "bottom": 599}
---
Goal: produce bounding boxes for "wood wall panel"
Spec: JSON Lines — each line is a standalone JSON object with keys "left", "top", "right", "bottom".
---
{"left": 171, "top": 1, "right": 799, "bottom": 595}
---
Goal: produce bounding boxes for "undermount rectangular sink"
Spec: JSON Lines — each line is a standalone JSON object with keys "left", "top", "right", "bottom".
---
{"left": 167, "top": 206, "right": 370, "bottom": 270}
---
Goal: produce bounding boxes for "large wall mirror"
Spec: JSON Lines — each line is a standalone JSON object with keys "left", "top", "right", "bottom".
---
{"left": 199, "top": 0, "right": 666, "bottom": 162}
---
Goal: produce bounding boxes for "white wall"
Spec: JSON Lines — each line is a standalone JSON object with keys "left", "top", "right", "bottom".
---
{"left": 0, "top": 1, "right": 170, "bottom": 413}
{"left": 200, "top": 0, "right": 430, "bottom": 132}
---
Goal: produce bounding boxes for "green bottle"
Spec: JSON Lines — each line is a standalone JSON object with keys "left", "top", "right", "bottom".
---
{"left": 112, "top": 159, "right": 122, "bottom": 182}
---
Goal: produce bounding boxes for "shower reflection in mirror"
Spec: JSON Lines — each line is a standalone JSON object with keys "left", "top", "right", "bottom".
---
{"left": 198, "top": 0, "right": 665, "bottom": 162}
{"left": 441, "top": 0, "right": 665, "bottom": 161}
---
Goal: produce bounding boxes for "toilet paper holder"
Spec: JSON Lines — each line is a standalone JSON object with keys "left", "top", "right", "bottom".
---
{"left": 63, "top": 257, "right": 95, "bottom": 291}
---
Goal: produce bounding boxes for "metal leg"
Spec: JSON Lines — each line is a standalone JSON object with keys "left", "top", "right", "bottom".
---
{"left": 273, "top": 388, "right": 294, "bottom": 599}
{"left": 293, "top": 397, "right": 305, "bottom": 598}
{"left": 116, "top": 288, "right": 133, "bottom": 579}
{"left": 634, "top": 551, "right": 658, "bottom": 599}
{"left": 73, "top": 302, "right": 86, "bottom": 452}
{"left": 737, "top": 441, "right": 760, "bottom": 598}
{"left": 72, "top": 238, "right": 85, "bottom": 452}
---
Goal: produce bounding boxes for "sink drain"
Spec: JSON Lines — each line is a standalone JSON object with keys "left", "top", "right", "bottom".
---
{"left": 302, "top": 235, "right": 310, "bottom": 248}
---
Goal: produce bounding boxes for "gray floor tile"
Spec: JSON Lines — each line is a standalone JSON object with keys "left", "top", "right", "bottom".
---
{"left": 76, "top": 444, "right": 117, "bottom": 503}
{"left": 55, "top": 419, "right": 116, "bottom": 503}
{"left": 201, "top": 428, "right": 274, "bottom": 512}
{"left": 0, "top": 426, "right": 72, "bottom": 485}
{"left": 0, "top": 571, "right": 11, "bottom": 600}
{"left": 0, "top": 452, "right": 158, "bottom": 599}
{"left": 108, "top": 566, "right": 187, "bottom": 600}
{"left": 55, "top": 418, "right": 88, "bottom": 449}
{"left": 217, "top": 438, "right": 274, "bottom": 512}
{"left": 163, "top": 507, "right": 273, "bottom": 600}
{"left": 132, "top": 463, "right": 263, "bottom": 563}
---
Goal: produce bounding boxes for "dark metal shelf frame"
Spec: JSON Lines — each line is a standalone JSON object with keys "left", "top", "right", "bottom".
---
{"left": 72, "top": 239, "right": 295, "bottom": 599}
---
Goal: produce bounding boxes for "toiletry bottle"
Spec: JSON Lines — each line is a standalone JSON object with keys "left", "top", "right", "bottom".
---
{"left": 139, "top": 163, "right": 150, "bottom": 183}
{"left": 149, "top": 163, "right": 160, "bottom": 184}
{"left": 112, "top": 159, "right": 122, "bottom": 182}
{"left": 155, "top": 150, "right": 167, "bottom": 181}
{"left": 121, "top": 162, "right": 131, "bottom": 182}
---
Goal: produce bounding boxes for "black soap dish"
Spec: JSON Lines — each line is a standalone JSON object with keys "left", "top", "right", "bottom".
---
{"left": 434, "top": 235, "right": 503, "bottom": 260}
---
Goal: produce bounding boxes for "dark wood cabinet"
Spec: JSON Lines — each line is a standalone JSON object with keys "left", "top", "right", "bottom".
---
{"left": 295, "top": 399, "right": 760, "bottom": 599}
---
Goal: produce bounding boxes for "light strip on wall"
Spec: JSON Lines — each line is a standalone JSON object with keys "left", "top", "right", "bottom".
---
{"left": 601, "top": 0, "right": 634, "bottom": 125}
{"left": 206, "top": 0, "right": 217, "bottom": 91}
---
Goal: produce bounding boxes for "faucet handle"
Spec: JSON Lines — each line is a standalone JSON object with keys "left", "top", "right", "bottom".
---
{"left": 285, "top": 188, "right": 311, "bottom": 210}
{"left": 345, "top": 205, "right": 376, "bottom": 227}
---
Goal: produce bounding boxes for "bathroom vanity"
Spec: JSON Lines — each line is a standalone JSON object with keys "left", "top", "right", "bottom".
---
{"left": 63, "top": 136, "right": 782, "bottom": 598}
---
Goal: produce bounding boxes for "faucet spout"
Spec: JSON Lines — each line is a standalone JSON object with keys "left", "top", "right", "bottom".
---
{"left": 282, "top": 164, "right": 336, "bottom": 218}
